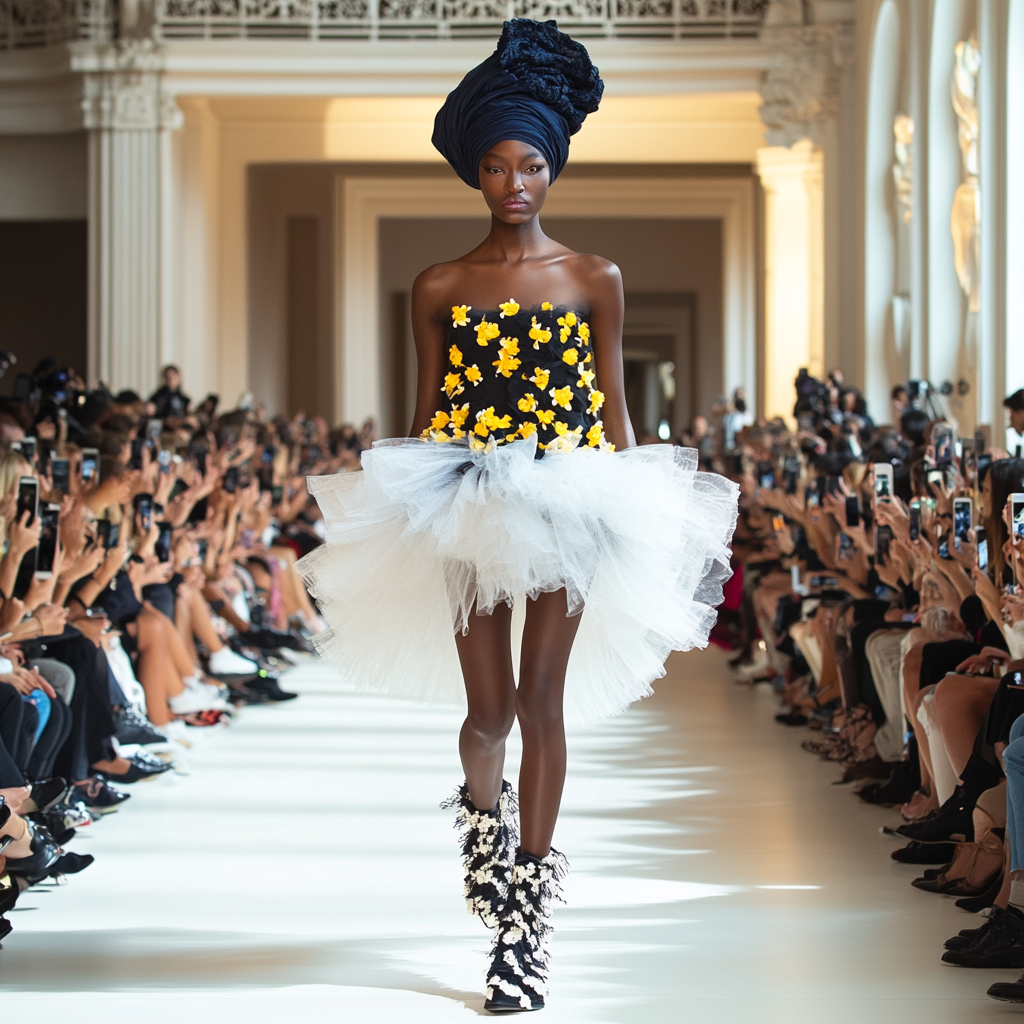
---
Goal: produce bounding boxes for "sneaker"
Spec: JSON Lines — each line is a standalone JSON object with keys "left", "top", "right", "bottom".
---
{"left": 73, "top": 775, "right": 131, "bottom": 814}
{"left": 208, "top": 646, "right": 259, "bottom": 678}
{"left": 115, "top": 706, "right": 168, "bottom": 746}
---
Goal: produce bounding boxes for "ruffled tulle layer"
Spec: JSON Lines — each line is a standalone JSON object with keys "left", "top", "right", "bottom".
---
{"left": 298, "top": 434, "right": 738, "bottom": 725}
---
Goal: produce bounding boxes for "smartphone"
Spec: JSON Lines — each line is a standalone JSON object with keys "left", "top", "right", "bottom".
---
{"left": 49, "top": 457, "right": 70, "bottom": 495}
{"left": 187, "top": 496, "right": 209, "bottom": 526}
{"left": 961, "top": 438, "right": 976, "bottom": 488}
{"left": 20, "top": 436, "right": 36, "bottom": 464}
{"left": 155, "top": 521, "right": 173, "bottom": 563}
{"left": 806, "top": 487, "right": 820, "bottom": 509}
{"left": 875, "top": 524, "right": 894, "bottom": 565}
{"left": 976, "top": 524, "right": 988, "bottom": 571}
{"left": 134, "top": 493, "right": 154, "bottom": 532}
{"left": 223, "top": 466, "right": 238, "bottom": 494}
{"left": 757, "top": 461, "right": 775, "bottom": 491}
{"left": 147, "top": 418, "right": 163, "bottom": 442}
{"left": 129, "top": 437, "right": 146, "bottom": 470}
{"left": 783, "top": 456, "right": 800, "bottom": 495}
{"left": 196, "top": 538, "right": 208, "bottom": 563}
{"left": 1010, "top": 493, "right": 1024, "bottom": 538}
{"left": 938, "top": 532, "right": 953, "bottom": 560}
{"left": 158, "top": 449, "right": 172, "bottom": 475}
{"left": 927, "top": 469, "right": 944, "bottom": 489}
{"left": 271, "top": 484, "right": 283, "bottom": 504}
{"left": 810, "top": 575, "right": 841, "bottom": 589}
{"left": 1008, "top": 671, "right": 1024, "bottom": 688}
{"left": 873, "top": 463, "right": 894, "bottom": 503}
{"left": 838, "top": 533, "right": 855, "bottom": 561}
{"left": 933, "top": 423, "right": 955, "bottom": 467}
{"left": 97, "top": 518, "right": 120, "bottom": 550}
{"left": 16, "top": 476, "right": 39, "bottom": 526}
{"left": 909, "top": 502, "right": 921, "bottom": 542}
{"left": 80, "top": 447, "right": 100, "bottom": 486}
{"left": 953, "top": 497, "right": 973, "bottom": 543}
{"left": 35, "top": 503, "right": 60, "bottom": 578}
{"left": 845, "top": 495, "right": 860, "bottom": 528}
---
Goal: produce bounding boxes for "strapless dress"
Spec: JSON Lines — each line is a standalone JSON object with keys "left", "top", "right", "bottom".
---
{"left": 298, "top": 301, "right": 738, "bottom": 724}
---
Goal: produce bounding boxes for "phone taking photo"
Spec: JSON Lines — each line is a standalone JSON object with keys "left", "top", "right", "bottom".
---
{"left": 155, "top": 521, "right": 173, "bottom": 563}
{"left": 158, "top": 449, "right": 172, "bottom": 475}
{"left": 35, "top": 503, "right": 60, "bottom": 579}
{"left": 873, "top": 463, "right": 893, "bottom": 503}
{"left": 953, "top": 497, "right": 973, "bottom": 543}
{"left": 838, "top": 532, "right": 855, "bottom": 561}
{"left": 976, "top": 524, "right": 989, "bottom": 571}
{"left": 20, "top": 437, "right": 36, "bottom": 464}
{"left": 1011, "top": 493, "right": 1024, "bottom": 540}
{"left": 845, "top": 495, "right": 860, "bottom": 529}
{"left": 16, "top": 476, "right": 39, "bottom": 526}
{"left": 909, "top": 501, "right": 921, "bottom": 542}
{"left": 134, "top": 493, "right": 154, "bottom": 532}
{"left": 50, "top": 457, "right": 70, "bottom": 495}
{"left": 223, "top": 466, "right": 238, "bottom": 494}
{"left": 933, "top": 423, "right": 955, "bottom": 467}
{"left": 81, "top": 447, "right": 100, "bottom": 486}
{"left": 875, "top": 524, "right": 894, "bottom": 565}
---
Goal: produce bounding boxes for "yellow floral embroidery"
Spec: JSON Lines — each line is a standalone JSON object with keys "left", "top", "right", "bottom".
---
{"left": 577, "top": 322, "right": 591, "bottom": 345}
{"left": 577, "top": 367, "right": 596, "bottom": 388}
{"left": 562, "top": 348, "right": 578, "bottom": 366}
{"left": 452, "top": 305, "right": 471, "bottom": 327}
{"left": 443, "top": 372, "right": 464, "bottom": 398}
{"left": 586, "top": 422, "right": 604, "bottom": 447}
{"left": 529, "top": 317, "right": 552, "bottom": 349}
{"left": 519, "top": 421, "right": 537, "bottom": 438}
{"left": 473, "top": 406, "right": 513, "bottom": 437}
{"left": 492, "top": 336, "right": 521, "bottom": 378}
{"left": 587, "top": 389, "right": 605, "bottom": 415}
{"left": 450, "top": 403, "right": 470, "bottom": 429}
{"left": 499, "top": 299, "right": 520, "bottom": 318}
{"left": 517, "top": 393, "right": 537, "bottom": 413}
{"left": 559, "top": 325, "right": 572, "bottom": 344}
{"left": 465, "top": 364, "right": 483, "bottom": 385}
{"left": 557, "top": 311, "right": 577, "bottom": 329}
{"left": 535, "top": 409, "right": 556, "bottom": 426}
{"left": 529, "top": 367, "right": 550, "bottom": 390}
{"left": 430, "top": 410, "right": 450, "bottom": 431}
{"left": 554, "top": 421, "right": 573, "bottom": 437}
{"left": 475, "top": 318, "right": 501, "bottom": 346}
{"left": 541, "top": 301, "right": 553, "bottom": 311}
{"left": 550, "top": 386, "right": 573, "bottom": 410}
{"left": 448, "top": 344, "right": 463, "bottom": 367}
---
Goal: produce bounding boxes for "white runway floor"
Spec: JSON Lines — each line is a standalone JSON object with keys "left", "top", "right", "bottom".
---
{"left": 0, "top": 646, "right": 1017, "bottom": 1022}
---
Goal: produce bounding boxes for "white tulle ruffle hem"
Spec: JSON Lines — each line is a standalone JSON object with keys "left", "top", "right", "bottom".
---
{"left": 298, "top": 434, "right": 738, "bottom": 725}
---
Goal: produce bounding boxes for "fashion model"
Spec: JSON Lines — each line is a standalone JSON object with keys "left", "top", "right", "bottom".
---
{"left": 298, "top": 19, "right": 738, "bottom": 1013}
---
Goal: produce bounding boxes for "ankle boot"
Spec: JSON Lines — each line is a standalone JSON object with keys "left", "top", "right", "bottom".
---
{"left": 484, "top": 848, "right": 568, "bottom": 1013}
{"left": 442, "top": 780, "right": 519, "bottom": 929}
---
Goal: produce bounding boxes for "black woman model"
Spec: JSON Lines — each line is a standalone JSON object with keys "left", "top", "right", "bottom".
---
{"left": 298, "top": 19, "right": 738, "bottom": 1013}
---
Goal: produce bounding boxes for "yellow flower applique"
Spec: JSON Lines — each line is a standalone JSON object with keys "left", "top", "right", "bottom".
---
{"left": 450, "top": 403, "right": 470, "bottom": 429}
{"left": 519, "top": 421, "right": 537, "bottom": 438}
{"left": 586, "top": 422, "right": 605, "bottom": 447}
{"left": 529, "top": 317, "right": 552, "bottom": 350}
{"left": 465, "top": 365, "right": 483, "bottom": 385}
{"left": 452, "top": 305, "right": 471, "bottom": 327}
{"left": 557, "top": 311, "right": 577, "bottom": 329}
{"left": 474, "top": 406, "right": 513, "bottom": 437}
{"left": 577, "top": 322, "right": 591, "bottom": 345}
{"left": 549, "top": 386, "right": 573, "bottom": 410}
{"left": 499, "top": 299, "right": 520, "bottom": 318}
{"left": 541, "top": 301, "right": 553, "bottom": 311}
{"left": 518, "top": 393, "right": 538, "bottom": 413}
{"left": 529, "top": 367, "right": 550, "bottom": 390}
{"left": 475, "top": 318, "right": 501, "bottom": 346}
{"left": 553, "top": 421, "right": 570, "bottom": 437}
{"left": 492, "top": 337, "right": 522, "bottom": 378}
{"left": 577, "top": 367, "right": 596, "bottom": 389}
{"left": 430, "top": 410, "right": 450, "bottom": 431}
{"left": 559, "top": 325, "right": 572, "bottom": 344}
{"left": 562, "top": 348, "right": 578, "bottom": 366}
{"left": 443, "top": 372, "right": 464, "bottom": 398}
{"left": 587, "top": 390, "right": 605, "bottom": 415}
{"left": 535, "top": 409, "right": 556, "bottom": 427}
{"left": 448, "top": 344, "right": 463, "bottom": 367}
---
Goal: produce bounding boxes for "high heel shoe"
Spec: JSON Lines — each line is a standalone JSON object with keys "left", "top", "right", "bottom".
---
{"left": 21, "top": 777, "right": 70, "bottom": 815}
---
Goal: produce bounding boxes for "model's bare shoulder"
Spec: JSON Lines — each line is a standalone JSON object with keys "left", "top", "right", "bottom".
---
{"left": 562, "top": 252, "right": 622, "bottom": 308}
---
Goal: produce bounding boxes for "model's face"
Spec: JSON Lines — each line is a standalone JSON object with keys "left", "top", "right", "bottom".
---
{"left": 479, "top": 140, "right": 550, "bottom": 223}
{"left": 165, "top": 368, "right": 180, "bottom": 390}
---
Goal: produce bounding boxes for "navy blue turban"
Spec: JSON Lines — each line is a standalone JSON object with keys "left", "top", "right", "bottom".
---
{"left": 432, "top": 19, "right": 604, "bottom": 189}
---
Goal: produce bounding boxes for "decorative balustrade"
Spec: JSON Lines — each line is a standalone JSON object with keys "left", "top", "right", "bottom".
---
{"left": 1, "top": 0, "right": 768, "bottom": 48}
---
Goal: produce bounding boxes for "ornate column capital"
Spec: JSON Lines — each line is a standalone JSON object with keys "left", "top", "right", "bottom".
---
{"left": 758, "top": 0, "right": 854, "bottom": 148}
{"left": 77, "top": 39, "right": 182, "bottom": 131}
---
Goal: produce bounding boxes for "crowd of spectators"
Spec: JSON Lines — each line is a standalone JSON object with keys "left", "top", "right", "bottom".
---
{"left": 721, "top": 370, "right": 1024, "bottom": 1005}
{"left": 0, "top": 359, "right": 371, "bottom": 942}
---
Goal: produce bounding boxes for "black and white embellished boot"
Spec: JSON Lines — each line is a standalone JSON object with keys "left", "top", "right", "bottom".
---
{"left": 442, "top": 780, "right": 519, "bottom": 929}
{"left": 484, "top": 848, "right": 568, "bottom": 1013}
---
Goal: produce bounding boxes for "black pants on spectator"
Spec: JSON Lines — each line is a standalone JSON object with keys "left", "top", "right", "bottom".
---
{"left": 26, "top": 697, "right": 73, "bottom": 781}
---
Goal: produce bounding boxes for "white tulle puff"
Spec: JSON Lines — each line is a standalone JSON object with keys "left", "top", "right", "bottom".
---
{"left": 298, "top": 434, "right": 738, "bottom": 725}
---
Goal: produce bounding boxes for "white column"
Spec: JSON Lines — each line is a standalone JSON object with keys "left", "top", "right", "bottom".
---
{"left": 80, "top": 42, "right": 181, "bottom": 395}
{"left": 756, "top": 140, "right": 825, "bottom": 425}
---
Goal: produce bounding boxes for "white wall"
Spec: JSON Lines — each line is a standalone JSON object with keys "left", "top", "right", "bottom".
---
{"left": 0, "top": 134, "right": 87, "bottom": 219}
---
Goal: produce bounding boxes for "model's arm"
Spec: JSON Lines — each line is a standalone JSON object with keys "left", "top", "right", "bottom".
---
{"left": 409, "top": 266, "right": 452, "bottom": 439}
{"left": 586, "top": 259, "right": 635, "bottom": 452}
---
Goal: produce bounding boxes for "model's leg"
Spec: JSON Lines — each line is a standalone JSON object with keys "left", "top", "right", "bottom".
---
{"left": 454, "top": 601, "right": 516, "bottom": 812}
{"left": 518, "top": 589, "right": 582, "bottom": 858}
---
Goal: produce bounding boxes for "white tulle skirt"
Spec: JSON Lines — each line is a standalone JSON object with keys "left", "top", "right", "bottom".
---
{"left": 298, "top": 435, "right": 738, "bottom": 725}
